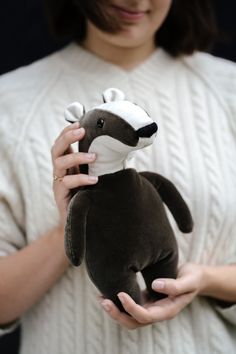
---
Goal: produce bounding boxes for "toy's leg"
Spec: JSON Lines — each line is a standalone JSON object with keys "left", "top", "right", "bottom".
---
{"left": 97, "top": 270, "right": 142, "bottom": 313}
{"left": 141, "top": 251, "right": 178, "bottom": 301}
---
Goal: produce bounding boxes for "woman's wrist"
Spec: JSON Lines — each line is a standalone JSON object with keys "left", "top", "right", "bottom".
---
{"left": 199, "top": 264, "right": 236, "bottom": 303}
{"left": 49, "top": 224, "right": 69, "bottom": 268}
{"left": 199, "top": 265, "right": 216, "bottom": 296}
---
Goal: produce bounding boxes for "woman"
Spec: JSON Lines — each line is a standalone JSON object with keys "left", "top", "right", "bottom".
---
{"left": 0, "top": 1, "right": 235, "bottom": 353}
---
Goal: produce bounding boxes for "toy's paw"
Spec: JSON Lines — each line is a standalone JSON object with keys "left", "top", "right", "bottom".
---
{"left": 179, "top": 219, "right": 194, "bottom": 233}
{"left": 64, "top": 232, "right": 81, "bottom": 267}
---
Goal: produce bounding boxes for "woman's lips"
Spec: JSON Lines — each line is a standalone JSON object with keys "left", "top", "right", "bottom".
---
{"left": 111, "top": 5, "right": 147, "bottom": 21}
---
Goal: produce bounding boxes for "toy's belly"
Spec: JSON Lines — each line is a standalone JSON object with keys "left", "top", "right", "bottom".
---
{"left": 86, "top": 184, "right": 176, "bottom": 270}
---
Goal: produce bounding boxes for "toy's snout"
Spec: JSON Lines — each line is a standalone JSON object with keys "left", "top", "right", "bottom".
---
{"left": 137, "top": 122, "right": 158, "bottom": 138}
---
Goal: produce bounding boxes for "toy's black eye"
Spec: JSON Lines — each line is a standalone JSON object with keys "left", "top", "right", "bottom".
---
{"left": 97, "top": 118, "right": 104, "bottom": 128}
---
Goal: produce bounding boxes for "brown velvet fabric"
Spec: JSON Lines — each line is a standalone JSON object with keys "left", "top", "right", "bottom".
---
{"left": 65, "top": 168, "right": 193, "bottom": 311}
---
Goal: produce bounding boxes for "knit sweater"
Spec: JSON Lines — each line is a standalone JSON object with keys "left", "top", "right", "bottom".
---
{"left": 0, "top": 43, "right": 236, "bottom": 354}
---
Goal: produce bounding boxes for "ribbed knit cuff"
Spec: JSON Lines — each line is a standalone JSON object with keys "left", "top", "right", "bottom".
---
{"left": 214, "top": 303, "right": 236, "bottom": 326}
{"left": 0, "top": 320, "right": 20, "bottom": 337}
{"left": 214, "top": 256, "right": 236, "bottom": 326}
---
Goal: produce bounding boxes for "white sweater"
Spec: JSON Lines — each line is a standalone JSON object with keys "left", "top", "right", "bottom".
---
{"left": 0, "top": 43, "right": 236, "bottom": 354}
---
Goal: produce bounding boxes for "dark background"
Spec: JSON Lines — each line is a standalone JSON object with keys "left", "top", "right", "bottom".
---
{"left": 0, "top": 0, "right": 235, "bottom": 353}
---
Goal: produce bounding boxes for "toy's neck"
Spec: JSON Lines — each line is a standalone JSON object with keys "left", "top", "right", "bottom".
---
{"left": 87, "top": 137, "right": 132, "bottom": 177}
{"left": 88, "top": 159, "right": 126, "bottom": 177}
{"left": 88, "top": 149, "right": 127, "bottom": 177}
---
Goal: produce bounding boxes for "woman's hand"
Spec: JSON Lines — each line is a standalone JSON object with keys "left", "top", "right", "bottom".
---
{"left": 51, "top": 122, "right": 98, "bottom": 225}
{"left": 100, "top": 263, "right": 206, "bottom": 330}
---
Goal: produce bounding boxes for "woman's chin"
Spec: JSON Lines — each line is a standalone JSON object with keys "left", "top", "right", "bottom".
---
{"left": 106, "top": 27, "right": 154, "bottom": 48}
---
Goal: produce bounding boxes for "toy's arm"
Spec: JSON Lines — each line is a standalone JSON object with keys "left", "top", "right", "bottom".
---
{"left": 65, "top": 190, "right": 90, "bottom": 266}
{"left": 139, "top": 172, "right": 193, "bottom": 233}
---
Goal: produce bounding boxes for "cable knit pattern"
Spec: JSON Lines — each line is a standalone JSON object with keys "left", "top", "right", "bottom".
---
{"left": 0, "top": 43, "right": 236, "bottom": 353}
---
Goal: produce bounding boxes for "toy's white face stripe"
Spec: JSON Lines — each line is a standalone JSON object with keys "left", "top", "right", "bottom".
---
{"left": 94, "top": 101, "right": 153, "bottom": 131}
{"left": 89, "top": 136, "right": 134, "bottom": 155}
{"left": 88, "top": 134, "right": 154, "bottom": 156}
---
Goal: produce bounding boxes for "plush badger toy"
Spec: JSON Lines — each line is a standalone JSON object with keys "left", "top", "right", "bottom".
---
{"left": 64, "top": 88, "right": 193, "bottom": 312}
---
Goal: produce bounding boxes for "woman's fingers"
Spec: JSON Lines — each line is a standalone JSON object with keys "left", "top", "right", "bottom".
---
{"left": 116, "top": 293, "right": 152, "bottom": 324}
{"left": 152, "top": 278, "right": 191, "bottom": 297}
{"left": 51, "top": 123, "right": 90, "bottom": 183}
{"left": 51, "top": 126, "right": 85, "bottom": 160}
{"left": 100, "top": 291, "right": 195, "bottom": 329}
{"left": 101, "top": 299, "right": 142, "bottom": 330}
{"left": 54, "top": 152, "right": 96, "bottom": 172}
{"left": 51, "top": 122, "right": 98, "bottom": 225}
{"left": 99, "top": 264, "right": 204, "bottom": 328}
{"left": 117, "top": 292, "right": 192, "bottom": 324}
{"left": 62, "top": 174, "right": 98, "bottom": 189}
{"left": 57, "top": 121, "right": 80, "bottom": 139}
{"left": 151, "top": 264, "right": 203, "bottom": 297}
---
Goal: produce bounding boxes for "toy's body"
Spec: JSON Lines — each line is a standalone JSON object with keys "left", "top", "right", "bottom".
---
{"left": 64, "top": 88, "right": 193, "bottom": 311}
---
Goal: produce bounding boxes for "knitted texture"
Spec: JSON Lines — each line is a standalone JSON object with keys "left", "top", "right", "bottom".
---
{"left": 0, "top": 43, "right": 236, "bottom": 353}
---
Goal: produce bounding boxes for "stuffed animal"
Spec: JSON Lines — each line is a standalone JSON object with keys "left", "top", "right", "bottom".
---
{"left": 64, "top": 88, "right": 193, "bottom": 312}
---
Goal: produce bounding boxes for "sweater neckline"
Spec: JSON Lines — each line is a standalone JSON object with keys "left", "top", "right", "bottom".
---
{"left": 59, "top": 42, "right": 174, "bottom": 79}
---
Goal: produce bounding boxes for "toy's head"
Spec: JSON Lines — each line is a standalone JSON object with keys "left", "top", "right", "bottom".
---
{"left": 65, "top": 88, "right": 158, "bottom": 175}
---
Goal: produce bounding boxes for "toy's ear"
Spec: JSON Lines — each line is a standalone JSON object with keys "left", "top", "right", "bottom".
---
{"left": 64, "top": 102, "right": 85, "bottom": 123}
{"left": 102, "top": 88, "right": 125, "bottom": 103}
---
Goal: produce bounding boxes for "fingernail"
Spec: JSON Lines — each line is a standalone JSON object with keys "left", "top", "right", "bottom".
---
{"left": 101, "top": 300, "right": 110, "bottom": 312}
{"left": 152, "top": 280, "right": 165, "bottom": 290}
{"left": 86, "top": 153, "right": 96, "bottom": 161}
{"left": 73, "top": 128, "right": 83, "bottom": 136}
{"left": 117, "top": 293, "right": 125, "bottom": 304}
{"left": 88, "top": 175, "right": 98, "bottom": 183}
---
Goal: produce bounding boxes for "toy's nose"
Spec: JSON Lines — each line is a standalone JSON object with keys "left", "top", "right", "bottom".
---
{"left": 136, "top": 122, "right": 158, "bottom": 138}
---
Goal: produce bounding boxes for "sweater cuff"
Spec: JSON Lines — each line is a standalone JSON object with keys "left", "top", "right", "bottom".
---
{"left": 0, "top": 320, "right": 20, "bottom": 337}
{"left": 213, "top": 256, "right": 236, "bottom": 326}
{"left": 214, "top": 302, "right": 236, "bottom": 326}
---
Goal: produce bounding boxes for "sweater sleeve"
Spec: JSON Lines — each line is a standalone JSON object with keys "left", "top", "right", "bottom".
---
{"left": 0, "top": 63, "right": 44, "bottom": 256}
{"left": 215, "top": 302, "right": 236, "bottom": 326}
{"left": 215, "top": 65, "right": 236, "bottom": 324}
{"left": 210, "top": 56, "right": 236, "bottom": 136}
{"left": 214, "top": 250, "right": 236, "bottom": 326}
{"left": 211, "top": 57, "right": 236, "bottom": 326}
{"left": 0, "top": 55, "right": 61, "bottom": 336}
{"left": 0, "top": 142, "right": 26, "bottom": 257}
{"left": 0, "top": 321, "right": 20, "bottom": 336}
{"left": 183, "top": 53, "right": 236, "bottom": 326}
{"left": 0, "top": 117, "right": 27, "bottom": 336}
{"left": 183, "top": 53, "right": 236, "bottom": 135}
